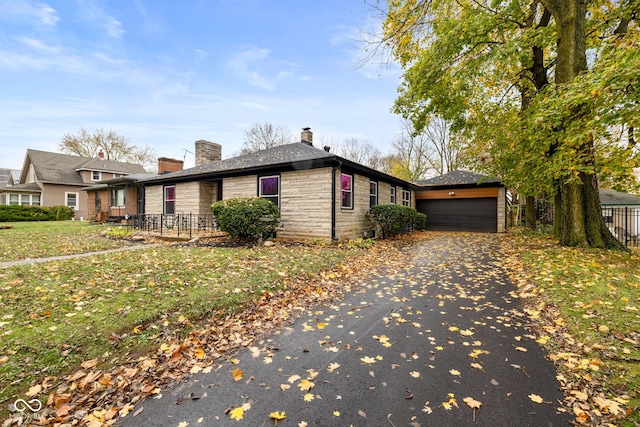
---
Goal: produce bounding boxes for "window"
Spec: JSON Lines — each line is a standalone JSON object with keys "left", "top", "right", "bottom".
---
{"left": 111, "top": 188, "right": 125, "bottom": 207}
{"left": 92, "top": 171, "right": 101, "bottom": 181}
{"left": 259, "top": 175, "right": 280, "bottom": 207}
{"left": 164, "top": 185, "right": 176, "bottom": 215}
{"left": 402, "top": 189, "right": 411, "bottom": 206}
{"left": 369, "top": 181, "right": 378, "bottom": 207}
{"left": 0, "top": 194, "right": 4, "bottom": 205}
{"left": 66, "top": 192, "right": 79, "bottom": 210}
{"left": 341, "top": 173, "right": 353, "bottom": 209}
{"left": 390, "top": 187, "right": 396, "bottom": 204}
{"left": 5, "top": 193, "right": 41, "bottom": 206}
{"left": 602, "top": 208, "right": 613, "bottom": 224}
{"left": 114, "top": 173, "right": 122, "bottom": 178}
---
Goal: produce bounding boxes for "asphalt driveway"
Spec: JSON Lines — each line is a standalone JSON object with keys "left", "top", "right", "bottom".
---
{"left": 120, "top": 233, "right": 571, "bottom": 426}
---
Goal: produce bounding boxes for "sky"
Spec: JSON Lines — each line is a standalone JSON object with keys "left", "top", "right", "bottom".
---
{"left": 0, "top": 0, "right": 404, "bottom": 171}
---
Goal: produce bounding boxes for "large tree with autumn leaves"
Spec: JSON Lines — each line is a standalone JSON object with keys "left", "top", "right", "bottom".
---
{"left": 378, "top": 0, "right": 639, "bottom": 248}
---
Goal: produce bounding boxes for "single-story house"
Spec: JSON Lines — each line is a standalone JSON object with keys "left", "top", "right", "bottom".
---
{"left": 414, "top": 170, "right": 506, "bottom": 233}
{"left": 599, "top": 188, "right": 640, "bottom": 244}
{"left": 0, "top": 149, "right": 146, "bottom": 220}
{"left": 139, "top": 129, "right": 416, "bottom": 240}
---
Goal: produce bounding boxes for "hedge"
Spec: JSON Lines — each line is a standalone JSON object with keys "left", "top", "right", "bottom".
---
{"left": 0, "top": 205, "right": 75, "bottom": 222}
{"left": 368, "top": 204, "right": 427, "bottom": 238}
{"left": 211, "top": 197, "right": 280, "bottom": 239}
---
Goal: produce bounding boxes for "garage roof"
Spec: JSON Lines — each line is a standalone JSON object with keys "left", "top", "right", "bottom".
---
{"left": 414, "top": 170, "right": 501, "bottom": 188}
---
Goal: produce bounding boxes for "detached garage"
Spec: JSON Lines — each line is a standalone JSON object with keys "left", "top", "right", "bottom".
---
{"left": 415, "top": 170, "right": 506, "bottom": 233}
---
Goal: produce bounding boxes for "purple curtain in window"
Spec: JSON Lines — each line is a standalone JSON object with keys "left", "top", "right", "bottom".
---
{"left": 261, "top": 177, "right": 279, "bottom": 196}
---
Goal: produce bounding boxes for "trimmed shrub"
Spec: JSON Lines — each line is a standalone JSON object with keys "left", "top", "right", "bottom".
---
{"left": 368, "top": 204, "right": 427, "bottom": 238}
{"left": 0, "top": 205, "right": 75, "bottom": 222}
{"left": 211, "top": 197, "right": 280, "bottom": 239}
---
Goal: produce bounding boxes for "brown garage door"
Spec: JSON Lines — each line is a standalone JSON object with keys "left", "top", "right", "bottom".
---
{"left": 416, "top": 198, "right": 497, "bottom": 232}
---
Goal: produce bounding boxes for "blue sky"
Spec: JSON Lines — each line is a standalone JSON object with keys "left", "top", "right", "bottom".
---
{"left": 0, "top": 0, "right": 403, "bottom": 171}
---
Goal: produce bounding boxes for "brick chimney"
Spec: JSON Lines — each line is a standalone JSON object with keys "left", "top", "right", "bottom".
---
{"left": 158, "top": 157, "right": 184, "bottom": 174}
{"left": 195, "top": 140, "right": 222, "bottom": 167}
{"left": 301, "top": 127, "right": 313, "bottom": 146}
{"left": 97, "top": 150, "right": 104, "bottom": 159}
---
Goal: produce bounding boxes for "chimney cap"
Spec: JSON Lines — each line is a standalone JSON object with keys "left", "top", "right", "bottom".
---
{"left": 323, "top": 146, "right": 331, "bottom": 152}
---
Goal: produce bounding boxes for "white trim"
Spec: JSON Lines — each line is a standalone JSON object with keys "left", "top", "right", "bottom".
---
{"left": 65, "top": 192, "right": 79, "bottom": 210}
{"left": 91, "top": 171, "right": 102, "bottom": 181}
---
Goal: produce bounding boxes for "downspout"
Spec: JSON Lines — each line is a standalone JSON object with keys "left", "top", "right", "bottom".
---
{"left": 331, "top": 161, "right": 342, "bottom": 241}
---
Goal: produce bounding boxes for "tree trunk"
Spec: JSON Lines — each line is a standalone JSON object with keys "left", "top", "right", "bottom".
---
{"left": 525, "top": 195, "right": 536, "bottom": 230}
{"left": 542, "top": 0, "right": 624, "bottom": 249}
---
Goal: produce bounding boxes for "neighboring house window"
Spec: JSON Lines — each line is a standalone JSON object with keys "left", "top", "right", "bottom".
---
{"left": 114, "top": 173, "right": 122, "bottom": 178}
{"left": 402, "top": 189, "right": 411, "bottom": 206}
{"left": 341, "top": 173, "right": 353, "bottom": 209}
{"left": 164, "top": 185, "right": 176, "bottom": 215}
{"left": 66, "top": 192, "right": 79, "bottom": 210}
{"left": 390, "top": 187, "right": 396, "bottom": 204}
{"left": 32, "top": 194, "right": 40, "bottom": 205}
{"left": 92, "top": 171, "right": 101, "bottom": 181}
{"left": 111, "top": 188, "right": 125, "bottom": 207}
{"left": 0, "top": 194, "right": 4, "bottom": 205}
{"left": 602, "top": 208, "right": 613, "bottom": 224}
{"left": 370, "top": 181, "right": 378, "bottom": 207}
{"left": 9, "top": 194, "right": 18, "bottom": 205}
{"left": 259, "top": 175, "right": 280, "bottom": 207}
{"left": 21, "top": 195, "right": 29, "bottom": 205}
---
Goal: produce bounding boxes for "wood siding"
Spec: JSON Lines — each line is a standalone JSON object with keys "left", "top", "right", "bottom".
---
{"left": 415, "top": 187, "right": 499, "bottom": 200}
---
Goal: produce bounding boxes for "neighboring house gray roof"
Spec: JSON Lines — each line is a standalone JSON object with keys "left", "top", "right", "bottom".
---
{"left": 600, "top": 188, "right": 640, "bottom": 205}
{"left": 82, "top": 172, "right": 157, "bottom": 191}
{"left": 0, "top": 182, "right": 41, "bottom": 193}
{"left": 414, "top": 170, "right": 501, "bottom": 187}
{"left": 140, "top": 142, "right": 413, "bottom": 188}
{"left": 23, "top": 150, "right": 146, "bottom": 186}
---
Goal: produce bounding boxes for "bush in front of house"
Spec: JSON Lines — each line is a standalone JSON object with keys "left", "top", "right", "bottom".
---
{"left": 368, "top": 204, "right": 427, "bottom": 238}
{"left": 0, "top": 205, "right": 75, "bottom": 222}
{"left": 211, "top": 197, "right": 280, "bottom": 239}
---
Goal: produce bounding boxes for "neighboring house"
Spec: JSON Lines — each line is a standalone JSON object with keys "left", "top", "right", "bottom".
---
{"left": 0, "top": 149, "right": 146, "bottom": 220}
{"left": 600, "top": 188, "right": 640, "bottom": 244}
{"left": 82, "top": 157, "right": 181, "bottom": 222}
{"left": 139, "top": 129, "right": 416, "bottom": 240}
{"left": 0, "top": 168, "right": 20, "bottom": 189}
{"left": 414, "top": 170, "right": 506, "bottom": 233}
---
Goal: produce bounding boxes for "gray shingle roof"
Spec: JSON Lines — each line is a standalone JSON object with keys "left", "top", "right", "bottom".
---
{"left": 140, "top": 142, "right": 337, "bottom": 183}
{"left": 25, "top": 150, "right": 146, "bottom": 185}
{"left": 414, "top": 170, "right": 501, "bottom": 187}
{"left": 600, "top": 188, "right": 640, "bottom": 205}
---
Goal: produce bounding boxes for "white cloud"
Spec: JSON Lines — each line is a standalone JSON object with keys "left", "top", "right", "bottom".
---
{"left": 225, "top": 47, "right": 301, "bottom": 91}
{"left": 77, "top": 0, "right": 125, "bottom": 39}
{"left": 226, "top": 47, "right": 273, "bottom": 89}
{"left": 0, "top": 0, "right": 60, "bottom": 26}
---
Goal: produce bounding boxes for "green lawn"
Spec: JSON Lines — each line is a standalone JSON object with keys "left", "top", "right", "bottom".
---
{"left": 511, "top": 233, "right": 639, "bottom": 426}
{"left": 0, "top": 221, "right": 133, "bottom": 262}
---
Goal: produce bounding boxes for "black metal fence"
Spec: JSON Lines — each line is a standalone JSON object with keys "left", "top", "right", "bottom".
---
{"left": 535, "top": 203, "right": 639, "bottom": 248}
{"left": 129, "top": 214, "right": 219, "bottom": 238}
